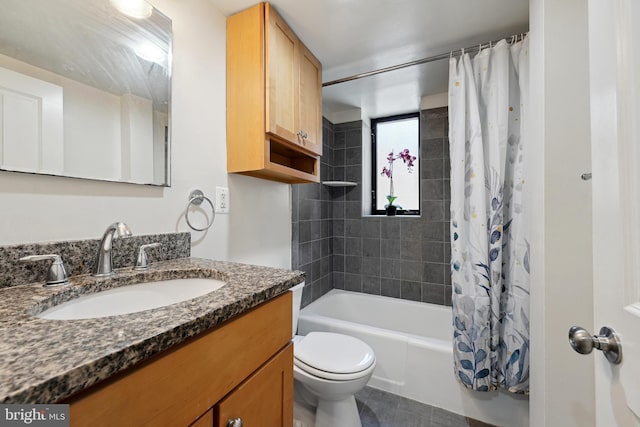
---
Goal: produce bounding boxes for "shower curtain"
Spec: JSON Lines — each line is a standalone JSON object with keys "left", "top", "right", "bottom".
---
{"left": 448, "top": 36, "right": 530, "bottom": 394}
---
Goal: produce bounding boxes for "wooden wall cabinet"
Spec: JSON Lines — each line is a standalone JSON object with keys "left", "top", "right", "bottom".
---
{"left": 227, "top": 2, "right": 322, "bottom": 184}
{"left": 67, "top": 293, "right": 293, "bottom": 427}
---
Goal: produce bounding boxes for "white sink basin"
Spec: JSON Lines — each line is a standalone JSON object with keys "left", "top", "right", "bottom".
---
{"left": 37, "top": 278, "right": 226, "bottom": 320}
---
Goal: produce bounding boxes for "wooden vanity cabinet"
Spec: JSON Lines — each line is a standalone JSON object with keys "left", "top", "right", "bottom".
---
{"left": 192, "top": 344, "right": 293, "bottom": 427}
{"left": 191, "top": 409, "right": 214, "bottom": 427}
{"left": 227, "top": 2, "right": 322, "bottom": 184}
{"left": 67, "top": 292, "right": 293, "bottom": 427}
{"left": 214, "top": 344, "right": 293, "bottom": 427}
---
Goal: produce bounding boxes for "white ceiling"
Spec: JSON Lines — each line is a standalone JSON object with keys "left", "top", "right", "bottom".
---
{"left": 210, "top": 0, "right": 529, "bottom": 120}
{"left": 0, "top": 0, "right": 171, "bottom": 111}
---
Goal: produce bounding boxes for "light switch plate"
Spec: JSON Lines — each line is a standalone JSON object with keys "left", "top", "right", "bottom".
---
{"left": 216, "top": 187, "right": 229, "bottom": 214}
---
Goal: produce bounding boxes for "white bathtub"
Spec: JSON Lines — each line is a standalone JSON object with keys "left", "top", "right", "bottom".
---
{"left": 297, "top": 290, "right": 529, "bottom": 427}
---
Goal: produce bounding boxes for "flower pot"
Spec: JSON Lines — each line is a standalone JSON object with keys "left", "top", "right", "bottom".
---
{"left": 385, "top": 205, "right": 397, "bottom": 216}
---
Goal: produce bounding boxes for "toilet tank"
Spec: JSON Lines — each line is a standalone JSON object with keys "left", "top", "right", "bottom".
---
{"left": 289, "top": 282, "right": 305, "bottom": 337}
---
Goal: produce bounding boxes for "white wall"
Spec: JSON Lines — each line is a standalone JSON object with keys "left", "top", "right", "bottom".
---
{"left": 420, "top": 92, "right": 448, "bottom": 109}
{"left": 120, "top": 93, "right": 154, "bottom": 183}
{"left": 0, "top": 0, "right": 292, "bottom": 269}
{"left": 529, "top": 0, "right": 595, "bottom": 425}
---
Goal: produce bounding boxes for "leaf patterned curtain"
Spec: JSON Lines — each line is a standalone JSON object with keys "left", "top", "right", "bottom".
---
{"left": 448, "top": 36, "right": 530, "bottom": 394}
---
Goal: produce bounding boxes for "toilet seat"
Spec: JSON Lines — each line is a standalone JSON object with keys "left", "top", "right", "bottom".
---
{"left": 293, "top": 332, "right": 375, "bottom": 381}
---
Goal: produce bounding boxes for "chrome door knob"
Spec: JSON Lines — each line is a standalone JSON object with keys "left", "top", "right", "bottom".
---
{"left": 227, "top": 418, "right": 243, "bottom": 427}
{"left": 568, "top": 326, "right": 622, "bottom": 364}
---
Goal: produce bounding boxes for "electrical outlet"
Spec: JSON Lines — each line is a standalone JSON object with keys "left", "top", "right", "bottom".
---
{"left": 216, "top": 187, "right": 229, "bottom": 214}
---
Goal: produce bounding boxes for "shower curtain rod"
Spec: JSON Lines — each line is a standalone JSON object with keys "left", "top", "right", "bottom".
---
{"left": 322, "top": 34, "right": 527, "bottom": 87}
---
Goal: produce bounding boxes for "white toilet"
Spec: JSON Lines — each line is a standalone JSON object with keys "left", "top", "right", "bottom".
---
{"left": 290, "top": 283, "right": 376, "bottom": 427}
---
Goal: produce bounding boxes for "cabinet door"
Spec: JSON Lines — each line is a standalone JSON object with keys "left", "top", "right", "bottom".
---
{"left": 190, "top": 409, "right": 213, "bottom": 427}
{"left": 215, "top": 343, "right": 293, "bottom": 427}
{"left": 266, "top": 5, "right": 298, "bottom": 144}
{"left": 298, "top": 43, "right": 322, "bottom": 156}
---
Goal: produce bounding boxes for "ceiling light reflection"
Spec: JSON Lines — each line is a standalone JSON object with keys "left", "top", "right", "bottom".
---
{"left": 110, "top": 0, "right": 153, "bottom": 19}
{"left": 135, "top": 42, "right": 166, "bottom": 64}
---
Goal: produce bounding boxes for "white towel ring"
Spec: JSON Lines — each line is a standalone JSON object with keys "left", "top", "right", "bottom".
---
{"left": 186, "top": 189, "right": 215, "bottom": 231}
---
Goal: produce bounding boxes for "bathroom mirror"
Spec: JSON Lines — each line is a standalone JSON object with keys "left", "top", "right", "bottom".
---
{"left": 0, "top": 0, "right": 172, "bottom": 186}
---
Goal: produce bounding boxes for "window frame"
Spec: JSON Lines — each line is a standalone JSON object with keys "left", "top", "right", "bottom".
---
{"left": 371, "top": 112, "right": 421, "bottom": 216}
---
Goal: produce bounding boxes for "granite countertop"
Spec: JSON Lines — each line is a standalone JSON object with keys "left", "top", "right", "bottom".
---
{"left": 0, "top": 257, "right": 304, "bottom": 404}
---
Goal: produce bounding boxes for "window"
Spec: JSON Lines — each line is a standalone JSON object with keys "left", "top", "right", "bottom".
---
{"left": 372, "top": 113, "right": 420, "bottom": 215}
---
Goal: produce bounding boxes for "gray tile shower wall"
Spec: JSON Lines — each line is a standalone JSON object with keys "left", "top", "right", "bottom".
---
{"left": 292, "top": 107, "right": 451, "bottom": 307}
{"left": 292, "top": 118, "right": 335, "bottom": 307}
{"left": 0, "top": 233, "right": 191, "bottom": 288}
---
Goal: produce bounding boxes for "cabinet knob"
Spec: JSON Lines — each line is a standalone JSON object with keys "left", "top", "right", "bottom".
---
{"left": 227, "top": 418, "right": 243, "bottom": 427}
{"left": 297, "top": 130, "right": 308, "bottom": 140}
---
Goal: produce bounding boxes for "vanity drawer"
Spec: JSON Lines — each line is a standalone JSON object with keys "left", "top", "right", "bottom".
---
{"left": 67, "top": 291, "right": 292, "bottom": 426}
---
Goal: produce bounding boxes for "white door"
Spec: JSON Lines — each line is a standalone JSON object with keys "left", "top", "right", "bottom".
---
{"left": 0, "top": 66, "right": 63, "bottom": 175}
{"left": 587, "top": 0, "right": 640, "bottom": 425}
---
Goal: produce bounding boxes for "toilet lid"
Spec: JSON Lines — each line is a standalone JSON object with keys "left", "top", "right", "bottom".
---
{"left": 294, "top": 332, "right": 375, "bottom": 375}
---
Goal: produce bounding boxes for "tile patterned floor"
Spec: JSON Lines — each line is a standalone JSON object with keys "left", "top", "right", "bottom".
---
{"left": 356, "top": 386, "right": 495, "bottom": 427}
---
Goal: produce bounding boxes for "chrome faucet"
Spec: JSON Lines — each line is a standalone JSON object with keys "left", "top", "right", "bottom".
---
{"left": 93, "top": 222, "right": 132, "bottom": 277}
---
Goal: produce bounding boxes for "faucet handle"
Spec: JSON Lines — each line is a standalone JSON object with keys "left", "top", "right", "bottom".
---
{"left": 134, "top": 243, "right": 160, "bottom": 271}
{"left": 20, "top": 254, "right": 70, "bottom": 287}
